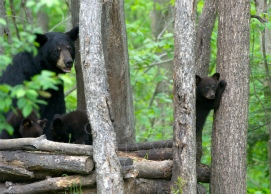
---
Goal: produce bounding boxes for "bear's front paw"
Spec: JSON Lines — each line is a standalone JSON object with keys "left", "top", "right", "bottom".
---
{"left": 219, "top": 80, "right": 227, "bottom": 88}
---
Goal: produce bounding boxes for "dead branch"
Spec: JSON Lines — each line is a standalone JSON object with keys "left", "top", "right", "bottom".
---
{"left": 0, "top": 135, "right": 93, "bottom": 156}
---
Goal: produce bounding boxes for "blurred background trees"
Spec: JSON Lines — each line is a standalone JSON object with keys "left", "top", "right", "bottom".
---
{"left": 0, "top": 0, "right": 270, "bottom": 192}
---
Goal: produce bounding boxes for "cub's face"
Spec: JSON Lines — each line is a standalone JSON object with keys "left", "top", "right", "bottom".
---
{"left": 36, "top": 26, "right": 79, "bottom": 74}
{"left": 20, "top": 118, "right": 47, "bottom": 138}
{"left": 196, "top": 73, "right": 220, "bottom": 100}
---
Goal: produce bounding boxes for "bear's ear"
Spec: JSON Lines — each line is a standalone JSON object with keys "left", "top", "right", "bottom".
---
{"left": 84, "top": 123, "right": 91, "bottom": 134}
{"left": 196, "top": 75, "right": 201, "bottom": 86}
{"left": 35, "top": 34, "right": 47, "bottom": 48}
{"left": 22, "top": 119, "right": 33, "bottom": 128}
{"left": 212, "top": 73, "right": 220, "bottom": 81}
{"left": 38, "top": 119, "right": 48, "bottom": 128}
{"left": 66, "top": 26, "right": 79, "bottom": 42}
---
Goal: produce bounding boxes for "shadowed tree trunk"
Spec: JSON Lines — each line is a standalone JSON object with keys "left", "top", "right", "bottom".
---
{"left": 171, "top": 0, "right": 197, "bottom": 193}
{"left": 70, "top": 0, "right": 87, "bottom": 111}
{"left": 210, "top": 0, "right": 250, "bottom": 193}
{"left": 101, "top": 0, "right": 135, "bottom": 144}
{"left": 195, "top": 0, "right": 217, "bottom": 77}
{"left": 79, "top": 0, "right": 124, "bottom": 193}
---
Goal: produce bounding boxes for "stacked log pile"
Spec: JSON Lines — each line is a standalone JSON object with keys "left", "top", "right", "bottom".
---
{"left": 0, "top": 137, "right": 210, "bottom": 193}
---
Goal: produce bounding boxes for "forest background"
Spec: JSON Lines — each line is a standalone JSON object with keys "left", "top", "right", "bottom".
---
{"left": 0, "top": 0, "right": 269, "bottom": 193}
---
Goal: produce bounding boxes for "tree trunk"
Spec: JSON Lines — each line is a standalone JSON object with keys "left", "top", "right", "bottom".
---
{"left": 70, "top": 0, "right": 87, "bottom": 111}
{"left": 195, "top": 0, "right": 217, "bottom": 76}
{"left": 101, "top": 0, "right": 135, "bottom": 144}
{"left": 210, "top": 1, "right": 250, "bottom": 193}
{"left": 171, "top": 0, "right": 197, "bottom": 193}
{"left": 79, "top": 0, "right": 124, "bottom": 193}
{"left": 254, "top": 0, "right": 271, "bottom": 190}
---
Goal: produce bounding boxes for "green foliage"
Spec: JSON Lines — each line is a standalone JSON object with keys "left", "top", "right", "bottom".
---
{"left": 126, "top": 0, "right": 174, "bottom": 142}
{"left": 0, "top": 70, "right": 61, "bottom": 133}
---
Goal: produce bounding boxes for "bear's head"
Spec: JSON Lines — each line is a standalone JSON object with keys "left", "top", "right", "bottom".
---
{"left": 19, "top": 118, "right": 47, "bottom": 138}
{"left": 35, "top": 26, "right": 79, "bottom": 74}
{"left": 196, "top": 73, "right": 220, "bottom": 100}
{"left": 50, "top": 114, "right": 70, "bottom": 143}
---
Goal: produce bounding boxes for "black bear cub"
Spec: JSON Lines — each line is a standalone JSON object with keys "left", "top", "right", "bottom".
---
{"left": 0, "top": 110, "right": 47, "bottom": 138}
{"left": 20, "top": 118, "right": 47, "bottom": 138}
{"left": 196, "top": 73, "right": 227, "bottom": 163}
{"left": 50, "top": 110, "right": 92, "bottom": 145}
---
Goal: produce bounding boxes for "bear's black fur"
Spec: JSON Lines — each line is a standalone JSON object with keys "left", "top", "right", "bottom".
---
{"left": 50, "top": 110, "right": 92, "bottom": 145}
{"left": 196, "top": 73, "right": 227, "bottom": 163}
{"left": 0, "top": 110, "right": 47, "bottom": 138}
{"left": 20, "top": 117, "right": 47, "bottom": 138}
{"left": 0, "top": 27, "right": 79, "bottom": 138}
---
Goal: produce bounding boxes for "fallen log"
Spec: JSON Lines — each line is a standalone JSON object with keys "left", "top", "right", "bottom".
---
{"left": 0, "top": 173, "right": 97, "bottom": 194}
{"left": 0, "top": 168, "right": 138, "bottom": 194}
{"left": 118, "top": 140, "right": 173, "bottom": 151}
{"left": 0, "top": 163, "right": 34, "bottom": 179}
{"left": 131, "top": 159, "right": 209, "bottom": 183}
{"left": 136, "top": 178, "right": 171, "bottom": 194}
{"left": 134, "top": 160, "right": 172, "bottom": 179}
{"left": 118, "top": 148, "right": 172, "bottom": 160}
{"left": 0, "top": 135, "right": 93, "bottom": 156}
{"left": 0, "top": 150, "right": 94, "bottom": 181}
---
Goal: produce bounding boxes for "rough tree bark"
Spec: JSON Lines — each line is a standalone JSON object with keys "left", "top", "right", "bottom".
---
{"left": 194, "top": 0, "right": 217, "bottom": 171}
{"left": 101, "top": 0, "right": 135, "bottom": 144}
{"left": 79, "top": 0, "right": 124, "bottom": 193}
{"left": 255, "top": 0, "right": 271, "bottom": 190}
{"left": 210, "top": 1, "right": 250, "bottom": 193}
{"left": 70, "top": 0, "right": 87, "bottom": 111}
{"left": 195, "top": 0, "right": 217, "bottom": 77}
{"left": 171, "top": 0, "right": 197, "bottom": 193}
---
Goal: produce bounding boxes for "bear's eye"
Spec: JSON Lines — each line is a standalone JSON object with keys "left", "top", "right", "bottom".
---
{"left": 204, "top": 87, "right": 209, "bottom": 92}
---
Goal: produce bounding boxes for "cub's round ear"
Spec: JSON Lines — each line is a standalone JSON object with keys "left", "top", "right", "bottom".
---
{"left": 38, "top": 119, "right": 48, "bottom": 128}
{"left": 212, "top": 73, "right": 220, "bottom": 81}
{"left": 22, "top": 119, "right": 33, "bottom": 128}
{"left": 35, "top": 34, "right": 48, "bottom": 48}
{"left": 196, "top": 75, "right": 202, "bottom": 86}
{"left": 66, "top": 26, "right": 79, "bottom": 42}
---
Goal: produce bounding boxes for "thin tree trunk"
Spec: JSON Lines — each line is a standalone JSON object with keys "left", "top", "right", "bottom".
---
{"left": 210, "top": 1, "right": 250, "bottom": 193}
{"left": 171, "top": 0, "right": 197, "bottom": 193}
{"left": 101, "top": 0, "right": 135, "bottom": 144}
{"left": 195, "top": 0, "right": 217, "bottom": 76}
{"left": 79, "top": 0, "right": 124, "bottom": 193}
{"left": 254, "top": 0, "right": 271, "bottom": 190}
{"left": 70, "top": 0, "right": 87, "bottom": 111}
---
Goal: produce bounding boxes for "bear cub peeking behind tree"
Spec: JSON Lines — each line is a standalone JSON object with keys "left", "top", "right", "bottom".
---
{"left": 196, "top": 72, "right": 227, "bottom": 163}
{"left": 50, "top": 110, "right": 92, "bottom": 145}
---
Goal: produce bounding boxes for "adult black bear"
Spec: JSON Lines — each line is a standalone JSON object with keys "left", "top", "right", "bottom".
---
{"left": 196, "top": 73, "right": 227, "bottom": 163}
{"left": 50, "top": 110, "right": 92, "bottom": 145}
{"left": 0, "top": 27, "right": 79, "bottom": 138}
{"left": 0, "top": 110, "right": 47, "bottom": 138}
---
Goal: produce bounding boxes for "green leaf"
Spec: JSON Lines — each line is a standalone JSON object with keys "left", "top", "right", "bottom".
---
{"left": 265, "top": 22, "right": 271, "bottom": 30}
{"left": 22, "top": 104, "right": 33, "bottom": 118}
